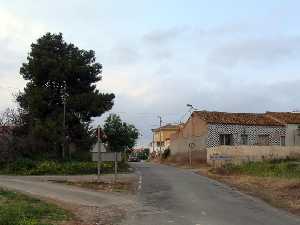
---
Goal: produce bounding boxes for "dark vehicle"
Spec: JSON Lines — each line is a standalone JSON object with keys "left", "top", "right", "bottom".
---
{"left": 128, "top": 155, "right": 140, "bottom": 162}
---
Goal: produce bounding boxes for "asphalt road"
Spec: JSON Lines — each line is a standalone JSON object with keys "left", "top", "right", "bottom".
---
{"left": 125, "top": 162, "right": 300, "bottom": 225}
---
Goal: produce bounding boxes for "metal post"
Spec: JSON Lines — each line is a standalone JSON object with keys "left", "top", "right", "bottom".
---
{"left": 97, "top": 127, "right": 102, "bottom": 181}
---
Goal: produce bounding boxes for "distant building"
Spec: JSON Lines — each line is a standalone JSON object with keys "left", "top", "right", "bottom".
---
{"left": 151, "top": 124, "right": 180, "bottom": 154}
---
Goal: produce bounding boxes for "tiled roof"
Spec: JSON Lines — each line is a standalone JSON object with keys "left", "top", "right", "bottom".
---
{"left": 266, "top": 112, "right": 300, "bottom": 124}
{"left": 193, "top": 111, "right": 284, "bottom": 126}
{"left": 152, "top": 124, "right": 180, "bottom": 132}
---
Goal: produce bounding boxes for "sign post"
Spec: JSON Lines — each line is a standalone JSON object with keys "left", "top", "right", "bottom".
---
{"left": 114, "top": 152, "right": 118, "bottom": 183}
{"left": 97, "top": 127, "right": 102, "bottom": 181}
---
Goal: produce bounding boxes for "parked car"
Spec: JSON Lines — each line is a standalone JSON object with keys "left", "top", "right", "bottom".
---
{"left": 128, "top": 155, "right": 140, "bottom": 162}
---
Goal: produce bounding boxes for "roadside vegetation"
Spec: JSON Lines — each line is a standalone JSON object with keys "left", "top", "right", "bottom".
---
{"left": 215, "top": 159, "right": 300, "bottom": 178}
{"left": 0, "top": 33, "right": 138, "bottom": 177}
{"left": 0, "top": 188, "right": 71, "bottom": 225}
{"left": 0, "top": 159, "right": 130, "bottom": 175}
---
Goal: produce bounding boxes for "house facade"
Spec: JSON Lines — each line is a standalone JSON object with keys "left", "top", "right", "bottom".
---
{"left": 170, "top": 111, "right": 287, "bottom": 154}
{"left": 266, "top": 112, "right": 300, "bottom": 146}
{"left": 151, "top": 124, "right": 180, "bottom": 154}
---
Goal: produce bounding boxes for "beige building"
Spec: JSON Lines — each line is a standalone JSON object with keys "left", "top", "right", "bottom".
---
{"left": 151, "top": 124, "right": 180, "bottom": 154}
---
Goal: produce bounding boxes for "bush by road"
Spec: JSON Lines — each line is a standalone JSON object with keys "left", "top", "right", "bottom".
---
{"left": 0, "top": 159, "right": 130, "bottom": 175}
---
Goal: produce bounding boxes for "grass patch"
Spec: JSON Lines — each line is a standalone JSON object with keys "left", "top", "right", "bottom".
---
{"left": 0, "top": 159, "right": 130, "bottom": 175}
{"left": 215, "top": 159, "right": 300, "bottom": 179}
{"left": 0, "top": 188, "right": 71, "bottom": 225}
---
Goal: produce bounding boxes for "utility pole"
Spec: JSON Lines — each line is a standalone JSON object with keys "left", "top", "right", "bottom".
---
{"left": 62, "top": 82, "right": 66, "bottom": 160}
{"left": 158, "top": 116, "right": 162, "bottom": 155}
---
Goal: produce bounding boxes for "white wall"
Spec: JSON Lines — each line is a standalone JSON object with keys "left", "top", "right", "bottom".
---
{"left": 207, "top": 145, "right": 300, "bottom": 167}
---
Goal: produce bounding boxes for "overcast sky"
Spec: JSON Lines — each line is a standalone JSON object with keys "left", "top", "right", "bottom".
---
{"left": 1, "top": 0, "right": 300, "bottom": 146}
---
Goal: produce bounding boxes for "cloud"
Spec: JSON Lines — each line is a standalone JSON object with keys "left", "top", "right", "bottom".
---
{"left": 107, "top": 44, "right": 141, "bottom": 65}
{"left": 208, "top": 37, "right": 300, "bottom": 67}
{"left": 143, "top": 26, "right": 188, "bottom": 45}
{"left": 0, "top": 8, "right": 46, "bottom": 109}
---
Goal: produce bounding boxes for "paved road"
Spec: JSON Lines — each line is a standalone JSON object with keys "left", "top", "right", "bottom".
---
{"left": 125, "top": 162, "right": 300, "bottom": 225}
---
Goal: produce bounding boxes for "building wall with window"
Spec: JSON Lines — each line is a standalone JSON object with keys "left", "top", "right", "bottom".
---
{"left": 207, "top": 124, "right": 286, "bottom": 148}
{"left": 151, "top": 124, "right": 180, "bottom": 153}
{"left": 285, "top": 124, "right": 300, "bottom": 146}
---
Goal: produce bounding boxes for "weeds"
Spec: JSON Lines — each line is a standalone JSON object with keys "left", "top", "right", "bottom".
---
{"left": 0, "top": 189, "right": 70, "bottom": 225}
{"left": 217, "top": 159, "right": 300, "bottom": 178}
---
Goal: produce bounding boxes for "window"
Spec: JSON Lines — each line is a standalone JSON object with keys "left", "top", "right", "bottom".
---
{"left": 257, "top": 135, "right": 270, "bottom": 146}
{"left": 156, "top": 141, "right": 165, "bottom": 147}
{"left": 219, "top": 134, "right": 233, "bottom": 145}
{"left": 241, "top": 134, "right": 248, "bottom": 145}
{"left": 280, "top": 136, "right": 286, "bottom": 146}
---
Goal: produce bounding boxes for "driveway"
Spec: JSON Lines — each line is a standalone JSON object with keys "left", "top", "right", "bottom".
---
{"left": 125, "top": 162, "right": 300, "bottom": 225}
{"left": 0, "top": 174, "right": 136, "bottom": 224}
{"left": 0, "top": 175, "right": 135, "bottom": 207}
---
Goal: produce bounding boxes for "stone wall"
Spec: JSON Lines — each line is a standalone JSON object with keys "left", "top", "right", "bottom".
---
{"left": 207, "top": 145, "right": 300, "bottom": 167}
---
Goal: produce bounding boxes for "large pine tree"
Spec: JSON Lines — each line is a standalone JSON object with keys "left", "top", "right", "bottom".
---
{"left": 17, "top": 33, "right": 115, "bottom": 159}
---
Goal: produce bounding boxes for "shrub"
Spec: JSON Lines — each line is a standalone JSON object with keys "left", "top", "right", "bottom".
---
{"left": 7, "top": 159, "right": 36, "bottom": 174}
{"left": 0, "top": 159, "right": 130, "bottom": 175}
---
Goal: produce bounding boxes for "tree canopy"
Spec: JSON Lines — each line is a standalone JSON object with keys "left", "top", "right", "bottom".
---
{"left": 103, "top": 114, "right": 139, "bottom": 152}
{"left": 16, "top": 32, "right": 115, "bottom": 159}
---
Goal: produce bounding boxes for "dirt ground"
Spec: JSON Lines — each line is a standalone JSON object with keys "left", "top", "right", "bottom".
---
{"left": 60, "top": 203, "right": 127, "bottom": 225}
{"left": 53, "top": 180, "right": 136, "bottom": 194}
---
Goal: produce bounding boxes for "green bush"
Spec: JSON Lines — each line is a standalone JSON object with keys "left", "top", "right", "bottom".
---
{"left": 0, "top": 159, "right": 130, "bottom": 175}
{"left": 6, "top": 159, "right": 36, "bottom": 174}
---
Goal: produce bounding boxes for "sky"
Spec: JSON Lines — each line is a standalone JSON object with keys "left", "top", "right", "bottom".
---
{"left": 0, "top": 0, "right": 300, "bottom": 146}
